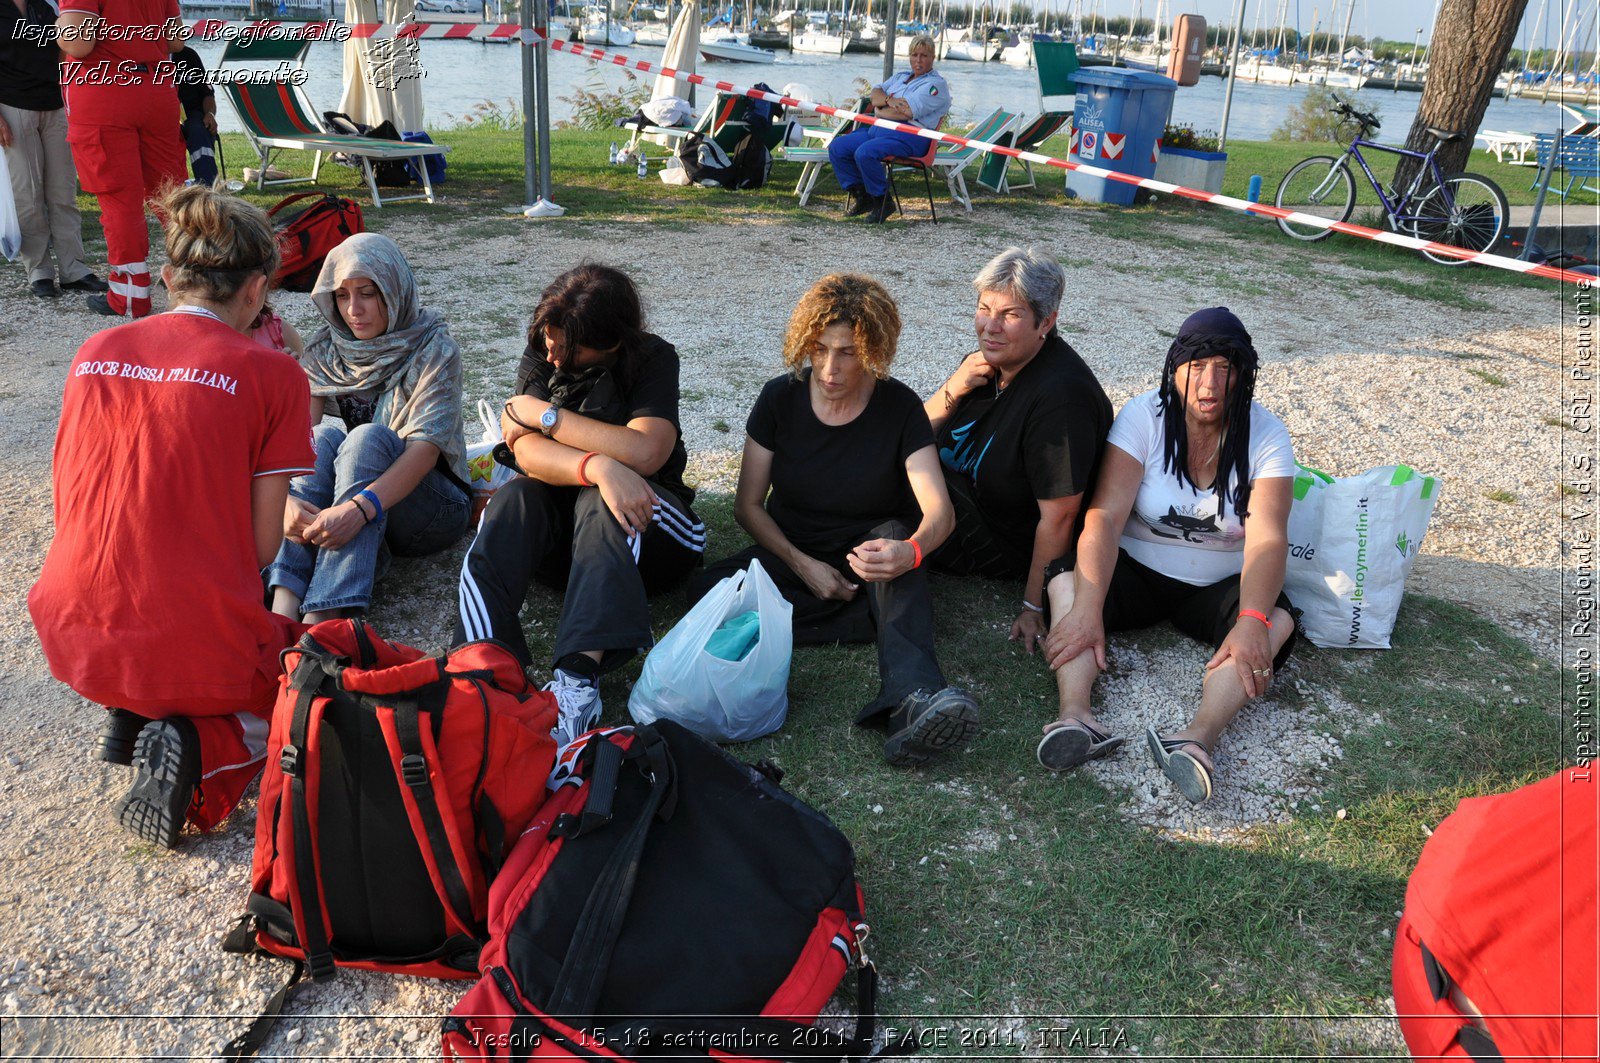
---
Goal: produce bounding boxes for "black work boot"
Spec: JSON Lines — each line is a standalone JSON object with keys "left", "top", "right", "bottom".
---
{"left": 95, "top": 707, "right": 150, "bottom": 765}
{"left": 844, "top": 187, "right": 874, "bottom": 217}
{"left": 114, "top": 718, "right": 200, "bottom": 849}
{"left": 865, "top": 192, "right": 896, "bottom": 224}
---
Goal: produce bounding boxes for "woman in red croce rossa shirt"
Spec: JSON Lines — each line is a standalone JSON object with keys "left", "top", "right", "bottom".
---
{"left": 29, "top": 184, "right": 313, "bottom": 849}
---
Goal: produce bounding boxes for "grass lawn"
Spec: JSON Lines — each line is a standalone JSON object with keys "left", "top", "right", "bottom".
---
{"left": 74, "top": 123, "right": 1572, "bottom": 1054}
{"left": 159, "top": 124, "right": 1561, "bottom": 312}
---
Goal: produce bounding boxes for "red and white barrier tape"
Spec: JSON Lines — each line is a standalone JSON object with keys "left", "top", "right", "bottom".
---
{"left": 189, "top": 19, "right": 1591, "bottom": 286}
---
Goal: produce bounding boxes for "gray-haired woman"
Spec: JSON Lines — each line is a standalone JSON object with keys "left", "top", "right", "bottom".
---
{"left": 924, "top": 246, "right": 1114, "bottom": 653}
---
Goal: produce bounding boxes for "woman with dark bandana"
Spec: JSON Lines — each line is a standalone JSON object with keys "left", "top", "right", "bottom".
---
{"left": 1036, "top": 307, "right": 1298, "bottom": 805}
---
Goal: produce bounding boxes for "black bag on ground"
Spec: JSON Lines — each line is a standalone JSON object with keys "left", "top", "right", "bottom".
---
{"left": 727, "top": 131, "right": 773, "bottom": 190}
{"left": 441, "top": 720, "right": 905, "bottom": 1061}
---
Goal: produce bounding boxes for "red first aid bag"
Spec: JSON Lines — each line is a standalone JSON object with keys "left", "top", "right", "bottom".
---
{"left": 222, "top": 620, "right": 558, "bottom": 1060}
{"left": 268, "top": 192, "right": 364, "bottom": 292}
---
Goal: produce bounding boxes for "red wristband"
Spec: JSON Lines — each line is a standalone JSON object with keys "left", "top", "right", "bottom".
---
{"left": 1238, "top": 608, "right": 1272, "bottom": 629}
{"left": 907, "top": 539, "right": 923, "bottom": 569}
{"left": 576, "top": 451, "right": 600, "bottom": 487}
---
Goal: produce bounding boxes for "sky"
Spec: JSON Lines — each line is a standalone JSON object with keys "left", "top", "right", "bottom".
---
{"left": 1069, "top": 0, "right": 1588, "bottom": 50}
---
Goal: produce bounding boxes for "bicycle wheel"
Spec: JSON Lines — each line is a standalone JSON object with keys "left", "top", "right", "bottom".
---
{"left": 1274, "top": 156, "right": 1355, "bottom": 241}
{"left": 1408, "top": 172, "right": 1510, "bottom": 266}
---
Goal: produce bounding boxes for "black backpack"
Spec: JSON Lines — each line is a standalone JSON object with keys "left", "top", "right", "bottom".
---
{"left": 728, "top": 132, "right": 772, "bottom": 190}
{"left": 322, "top": 110, "right": 413, "bottom": 187}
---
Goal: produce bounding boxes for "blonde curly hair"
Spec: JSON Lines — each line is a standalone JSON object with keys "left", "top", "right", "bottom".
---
{"left": 781, "top": 274, "right": 901, "bottom": 379}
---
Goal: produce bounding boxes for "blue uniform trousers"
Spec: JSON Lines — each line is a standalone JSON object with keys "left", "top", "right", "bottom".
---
{"left": 828, "top": 127, "right": 929, "bottom": 197}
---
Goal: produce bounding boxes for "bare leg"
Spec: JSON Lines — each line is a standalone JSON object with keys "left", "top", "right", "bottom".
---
{"left": 270, "top": 586, "right": 302, "bottom": 620}
{"left": 302, "top": 607, "right": 359, "bottom": 625}
{"left": 1045, "top": 570, "right": 1106, "bottom": 734}
{"left": 1166, "top": 606, "right": 1295, "bottom": 772}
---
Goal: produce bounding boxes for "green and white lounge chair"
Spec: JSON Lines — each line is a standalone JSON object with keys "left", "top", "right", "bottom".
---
{"left": 218, "top": 34, "right": 448, "bottom": 207}
{"left": 622, "top": 92, "right": 780, "bottom": 169}
{"left": 977, "top": 40, "right": 1076, "bottom": 193}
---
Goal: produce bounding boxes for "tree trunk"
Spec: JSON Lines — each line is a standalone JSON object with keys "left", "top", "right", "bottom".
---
{"left": 1393, "top": 0, "right": 1528, "bottom": 191}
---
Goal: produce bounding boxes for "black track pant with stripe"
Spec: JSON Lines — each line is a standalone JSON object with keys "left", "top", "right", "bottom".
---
{"left": 455, "top": 477, "right": 705, "bottom": 670}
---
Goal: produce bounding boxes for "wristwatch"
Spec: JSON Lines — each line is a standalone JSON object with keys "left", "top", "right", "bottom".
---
{"left": 538, "top": 405, "right": 561, "bottom": 438}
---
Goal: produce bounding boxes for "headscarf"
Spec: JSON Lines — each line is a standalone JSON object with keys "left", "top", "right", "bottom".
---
{"left": 1157, "top": 306, "right": 1259, "bottom": 520}
{"left": 301, "top": 233, "right": 466, "bottom": 481}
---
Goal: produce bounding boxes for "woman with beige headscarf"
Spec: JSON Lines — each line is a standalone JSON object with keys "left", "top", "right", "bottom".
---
{"left": 266, "top": 232, "right": 470, "bottom": 623}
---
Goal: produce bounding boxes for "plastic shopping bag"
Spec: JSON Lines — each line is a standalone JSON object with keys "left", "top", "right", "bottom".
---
{"left": 0, "top": 149, "right": 20, "bottom": 261}
{"left": 465, "top": 399, "right": 519, "bottom": 522}
{"left": 629, "top": 558, "right": 793, "bottom": 743}
{"left": 1284, "top": 463, "right": 1441, "bottom": 649}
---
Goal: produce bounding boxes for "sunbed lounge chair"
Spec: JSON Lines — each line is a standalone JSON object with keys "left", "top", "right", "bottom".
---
{"left": 976, "top": 40, "right": 1076, "bottom": 193}
{"left": 1531, "top": 132, "right": 1600, "bottom": 199}
{"left": 784, "top": 98, "right": 868, "bottom": 207}
{"left": 621, "top": 92, "right": 781, "bottom": 168}
{"left": 217, "top": 34, "right": 448, "bottom": 207}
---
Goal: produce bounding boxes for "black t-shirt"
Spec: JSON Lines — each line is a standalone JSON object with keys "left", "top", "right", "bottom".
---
{"left": 0, "top": 0, "right": 64, "bottom": 112}
{"left": 515, "top": 331, "right": 692, "bottom": 505}
{"left": 172, "top": 46, "right": 215, "bottom": 121}
{"left": 746, "top": 369, "right": 934, "bottom": 555}
{"left": 935, "top": 334, "right": 1112, "bottom": 557}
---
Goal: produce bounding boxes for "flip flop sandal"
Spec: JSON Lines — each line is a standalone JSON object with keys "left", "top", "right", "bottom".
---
{"left": 1036, "top": 719, "right": 1125, "bottom": 772}
{"left": 1145, "top": 727, "right": 1214, "bottom": 805}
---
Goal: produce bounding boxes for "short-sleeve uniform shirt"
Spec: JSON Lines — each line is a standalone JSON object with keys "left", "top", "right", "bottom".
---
{"left": 1106, "top": 390, "right": 1296, "bottom": 586}
{"left": 29, "top": 312, "right": 314, "bottom": 706}
{"left": 876, "top": 69, "right": 952, "bottom": 129}
{"left": 747, "top": 370, "right": 934, "bottom": 555}
{"left": 935, "top": 335, "right": 1113, "bottom": 561}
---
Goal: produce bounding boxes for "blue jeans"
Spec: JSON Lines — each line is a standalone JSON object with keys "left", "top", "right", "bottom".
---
{"left": 265, "top": 422, "right": 470, "bottom": 614}
{"left": 828, "top": 127, "right": 930, "bottom": 197}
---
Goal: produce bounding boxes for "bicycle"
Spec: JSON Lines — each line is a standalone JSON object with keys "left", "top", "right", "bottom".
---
{"left": 1274, "top": 101, "right": 1511, "bottom": 266}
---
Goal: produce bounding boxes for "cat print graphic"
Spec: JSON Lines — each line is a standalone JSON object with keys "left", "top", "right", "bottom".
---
{"left": 1150, "top": 506, "right": 1221, "bottom": 543}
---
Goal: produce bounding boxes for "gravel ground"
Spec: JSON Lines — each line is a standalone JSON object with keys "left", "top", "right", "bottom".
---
{"left": 0, "top": 203, "right": 1581, "bottom": 1057}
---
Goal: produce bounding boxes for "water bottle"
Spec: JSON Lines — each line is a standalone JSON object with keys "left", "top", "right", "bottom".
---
{"left": 608, "top": 141, "right": 618, "bottom": 164}
{"left": 637, "top": 156, "right": 648, "bottom": 179}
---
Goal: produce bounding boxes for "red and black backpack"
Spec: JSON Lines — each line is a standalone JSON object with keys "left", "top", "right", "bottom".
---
{"left": 268, "top": 192, "right": 364, "bottom": 292}
{"left": 443, "top": 721, "right": 896, "bottom": 1062}
{"left": 223, "top": 621, "right": 557, "bottom": 1058}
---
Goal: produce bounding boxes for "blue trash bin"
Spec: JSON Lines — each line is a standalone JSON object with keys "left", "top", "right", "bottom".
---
{"left": 1065, "top": 68, "right": 1178, "bottom": 205}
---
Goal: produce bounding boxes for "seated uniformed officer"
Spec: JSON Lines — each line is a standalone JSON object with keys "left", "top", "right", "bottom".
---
{"left": 826, "top": 34, "right": 951, "bottom": 225}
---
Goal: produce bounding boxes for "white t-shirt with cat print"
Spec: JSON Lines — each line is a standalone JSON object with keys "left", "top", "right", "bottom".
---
{"left": 1106, "top": 390, "right": 1296, "bottom": 587}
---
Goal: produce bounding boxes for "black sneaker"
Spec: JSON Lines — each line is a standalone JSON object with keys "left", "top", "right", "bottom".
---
{"left": 60, "top": 273, "right": 109, "bottom": 293}
{"left": 30, "top": 279, "right": 59, "bottom": 298}
{"left": 114, "top": 718, "right": 200, "bottom": 849}
{"left": 882, "top": 687, "right": 980, "bottom": 767}
{"left": 844, "top": 188, "right": 876, "bottom": 217}
{"left": 95, "top": 707, "right": 149, "bottom": 765}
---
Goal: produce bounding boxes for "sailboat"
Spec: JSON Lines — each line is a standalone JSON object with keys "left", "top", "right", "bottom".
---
{"left": 579, "top": 2, "right": 636, "bottom": 45}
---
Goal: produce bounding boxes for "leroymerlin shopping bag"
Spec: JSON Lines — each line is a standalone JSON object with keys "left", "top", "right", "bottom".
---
{"left": 629, "top": 558, "right": 792, "bottom": 742}
{"left": 466, "top": 399, "right": 519, "bottom": 522}
{"left": 1284, "top": 463, "right": 1441, "bottom": 649}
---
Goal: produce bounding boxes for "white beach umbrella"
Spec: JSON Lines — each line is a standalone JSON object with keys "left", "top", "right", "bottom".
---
{"left": 339, "top": 0, "right": 427, "bottom": 134}
{"left": 653, "top": 1, "right": 700, "bottom": 104}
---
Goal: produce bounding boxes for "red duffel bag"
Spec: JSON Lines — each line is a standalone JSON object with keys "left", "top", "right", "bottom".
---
{"left": 222, "top": 620, "right": 558, "bottom": 1059}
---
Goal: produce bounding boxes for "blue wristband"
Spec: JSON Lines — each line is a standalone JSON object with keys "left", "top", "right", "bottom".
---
{"left": 357, "top": 488, "right": 384, "bottom": 523}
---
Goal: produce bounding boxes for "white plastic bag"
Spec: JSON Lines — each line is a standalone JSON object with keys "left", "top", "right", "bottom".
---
{"left": 0, "top": 149, "right": 20, "bottom": 261}
{"left": 659, "top": 156, "right": 691, "bottom": 186}
{"left": 1284, "top": 463, "right": 1441, "bottom": 649}
{"left": 629, "top": 558, "right": 793, "bottom": 742}
{"left": 465, "top": 399, "right": 519, "bottom": 521}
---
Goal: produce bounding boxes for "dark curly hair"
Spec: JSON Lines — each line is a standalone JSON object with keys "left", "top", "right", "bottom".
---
{"left": 527, "top": 263, "right": 645, "bottom": 365}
